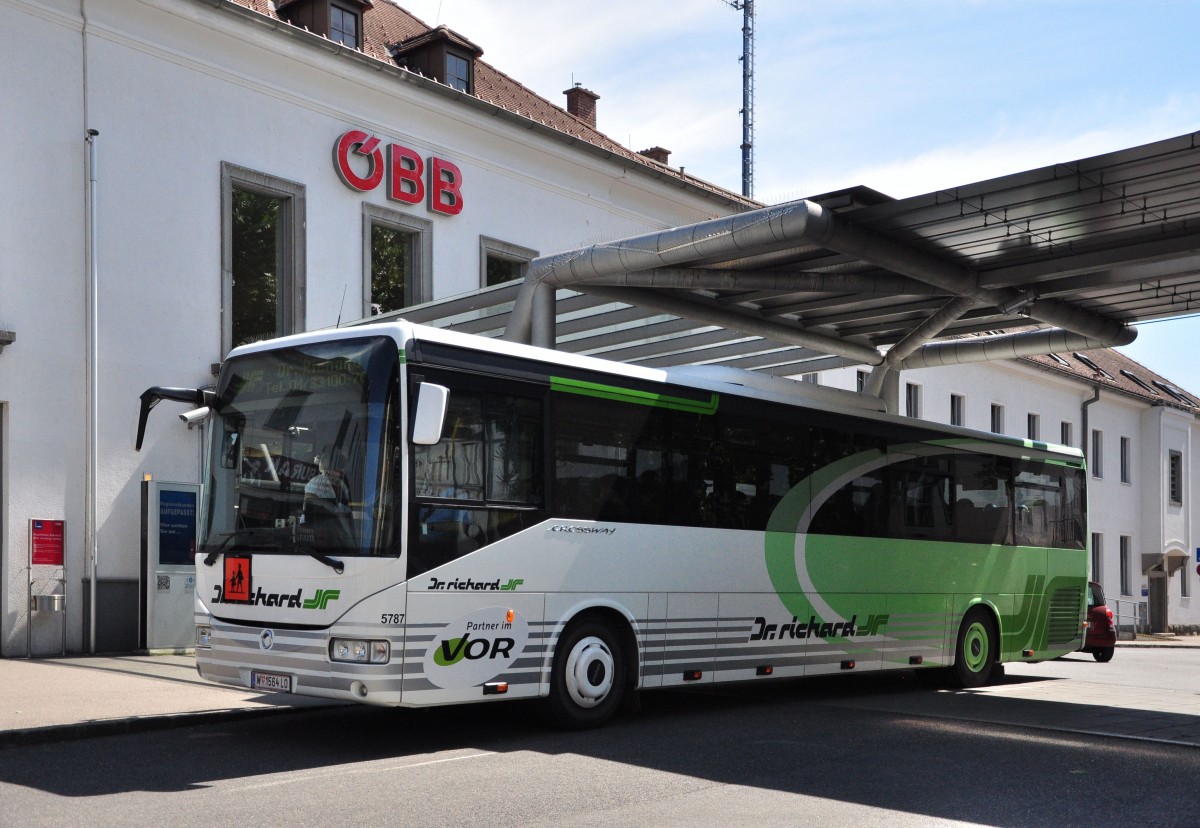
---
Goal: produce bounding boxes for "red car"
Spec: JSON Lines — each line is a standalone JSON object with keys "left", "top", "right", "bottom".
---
{"left": 1082, "top": 580, "right": 1116, "bottom": 662}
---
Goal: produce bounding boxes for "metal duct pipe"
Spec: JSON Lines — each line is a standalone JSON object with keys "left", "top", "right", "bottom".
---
{"left": 506, "top": 201, "right": 823, "bottom": 343}
{"left": 505, "top": 196, "right": 1134, "bottom": 355}
{"left": 594, "top": 267, "right": 935, "bottom": 296}
{"left": 864, "top": 296, "right": 980, "bottom": 397}
{"left": 898, "top": 328, "right": 1120, "bottom": 370}
{"left": 580, "top": 285, "right": 883, "bottom": 365}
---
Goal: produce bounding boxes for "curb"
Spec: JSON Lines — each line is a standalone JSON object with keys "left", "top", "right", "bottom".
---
{"left": 0, "top": 703, "right": 340, "bottom": 750}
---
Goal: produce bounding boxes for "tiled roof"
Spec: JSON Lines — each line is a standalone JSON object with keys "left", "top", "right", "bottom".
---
{"left": 1021, "top": 340, "right": 1198, "bottom": 413}
{"left": 224, "top": 0, "right": 753, "bottom": 208}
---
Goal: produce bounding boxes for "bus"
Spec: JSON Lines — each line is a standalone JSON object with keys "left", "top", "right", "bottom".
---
{"left": 136, "top": 319, "right": 1088, "bottom": 728}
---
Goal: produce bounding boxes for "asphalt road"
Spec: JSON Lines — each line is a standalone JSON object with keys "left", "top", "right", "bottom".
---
{"left": 3, "top": 651, "right": 1199, "bottom": 827}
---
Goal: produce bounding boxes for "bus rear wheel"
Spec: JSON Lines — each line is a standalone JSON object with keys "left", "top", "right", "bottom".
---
{"left": 545, "top": 617, "right": 626, "bottom": 730}
{"left": 953, "top": 609, "right": 998, "bottom": 688}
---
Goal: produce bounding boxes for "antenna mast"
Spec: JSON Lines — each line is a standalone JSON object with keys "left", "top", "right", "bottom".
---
{"left": 728, "top": 0, "right": 755, "bottom": 199}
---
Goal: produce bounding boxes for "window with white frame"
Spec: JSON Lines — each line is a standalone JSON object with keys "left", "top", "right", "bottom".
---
{"left": 990, "top": 403, "right": 1004, "bottom": 435}
{"left": 1027, "top": 412, "right": 1040, "bottom": 442}
{"left": 222, "top": 163, "right": 305, "bottom": 355}
{"left": 1091, "top": 533, "right": 1102, "bottom": 582}
{"left": 950, "top": 394, "right": 964, "bottom": 427}
{"left": 1169, "top": 450, "right": 1184, "bottom": 505}
{"left": 1120, "top": 436, "right": 1131, "bottom": 484}
{"left": 1060, "top": 421, "right": 1073, "bottom": 447}
{"left": 1119, "top": 535, "right": 1131, "bottom": 596}
{"left": 857, "top": 370, "right": 868, "bottom": 393}
{"left": 905, "top": 383, "right": 921, "bottom": 418}
{"left": 1091, "top": 429, "right": 1103, "bottom": 478}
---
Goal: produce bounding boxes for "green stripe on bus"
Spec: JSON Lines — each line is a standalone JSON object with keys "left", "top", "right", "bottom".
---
{"left": 549, "top": 376, "right": 719, "bottom": 415}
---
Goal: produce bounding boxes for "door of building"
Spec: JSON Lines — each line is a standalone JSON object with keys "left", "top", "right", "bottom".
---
{"left": 1148, "top": 570, "right": 1168, "bottom": 633}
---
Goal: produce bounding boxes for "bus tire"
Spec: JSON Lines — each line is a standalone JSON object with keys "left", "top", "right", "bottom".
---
{"left": 953, "top": 608, "right": 998, "bottom": 688}
{"left": 545, "top": 617, "right": 626, "bottom": 730}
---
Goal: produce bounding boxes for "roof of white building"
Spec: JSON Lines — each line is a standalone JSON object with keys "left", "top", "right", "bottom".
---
{"left": 221, "top": 0, "right": 755, "bottom": 209}
{"left": 1021, "top": 341, "right": 1198, "bottom": 414}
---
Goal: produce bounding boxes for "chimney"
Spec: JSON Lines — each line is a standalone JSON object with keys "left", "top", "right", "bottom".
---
{"left": 564, "top": 84, "right": 600, "bottom": 128}
{"left": 638, "top": 146, "right": 671, "bottom": 165}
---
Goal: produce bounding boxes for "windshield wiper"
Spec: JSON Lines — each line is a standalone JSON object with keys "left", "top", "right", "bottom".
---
{"left": 202, "top": 527, "right": 281, "bottom": 566}
{"left": 292, "top": 545, "right": 345, "bottom": 575}
{"left": 202, "top": 527, "right": 344, "bottom": 574}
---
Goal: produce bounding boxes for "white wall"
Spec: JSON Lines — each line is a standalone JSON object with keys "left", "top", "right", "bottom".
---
{"left": 0, "top": 0, "right": 87, "bottom": 655}
{"left": 1, "top": 0, "right": 736, "bottom": 653}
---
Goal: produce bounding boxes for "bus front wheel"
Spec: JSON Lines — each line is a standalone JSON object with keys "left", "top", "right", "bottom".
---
{"left": 953, "top": 609, "right": 998, "bottom": 688}
{"left": 545, "top": 617, "right": 626, "bottom": 729}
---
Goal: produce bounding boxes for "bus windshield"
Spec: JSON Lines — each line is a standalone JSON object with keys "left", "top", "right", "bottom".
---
{"left": 201, "top": 336, "right": 400, "bottom": 559}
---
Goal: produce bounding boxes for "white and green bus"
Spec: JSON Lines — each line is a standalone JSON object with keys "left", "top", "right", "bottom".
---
{"left": 137, "top": 319, "right": 1088, "bottom": 728}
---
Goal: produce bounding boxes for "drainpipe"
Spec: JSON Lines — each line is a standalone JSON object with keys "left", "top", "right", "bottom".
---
{"left": 1080, "top": 385, "right": 1101, "bottom": 586}
{"left": 85, "top": 128, "right": 100, "bottom": 654}
{"left": 1081, "top": 385, "right": 1100, "bottom": 464}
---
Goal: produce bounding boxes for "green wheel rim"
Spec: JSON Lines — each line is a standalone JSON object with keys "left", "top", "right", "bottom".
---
{"left": 962, "top": 621, "right": 990, "bottom": 674}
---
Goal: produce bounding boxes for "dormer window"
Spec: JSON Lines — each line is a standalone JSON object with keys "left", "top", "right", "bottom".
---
{"left": 391, "top": 26, "right": 482, "bottom": 94}
{"left": 330, "top": 4, "right": 360, "bottom": 48}
{"left": 277, "top": 0, "right": 369, "bottom": 49}
{"left": 445, "top": 52, "right": 471, "bottom": 92}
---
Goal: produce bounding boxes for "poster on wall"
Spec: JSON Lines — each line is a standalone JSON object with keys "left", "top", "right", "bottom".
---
{"left": 30, "top": 519, "right": 65, "bottom": 566}
{"left": 157, "top": 489, "right": 197, "bottom": 566}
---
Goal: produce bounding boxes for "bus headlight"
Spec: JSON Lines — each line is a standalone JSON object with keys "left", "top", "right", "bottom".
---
{"left": 330, "top": 638, "right": 390, "bottom": 664}
{"left": 196, "top": 625, "right": 212, "bottom": 648}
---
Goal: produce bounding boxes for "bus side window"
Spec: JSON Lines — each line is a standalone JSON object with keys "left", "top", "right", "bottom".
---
{"left": 954, "top": 453, "right": 1013, "bottom": 545}
{"left": 409, "top": 385, "right": 545, "bottom": 580}
{"left": 1014, "top": 460, "right": 1084, "bottom": 549}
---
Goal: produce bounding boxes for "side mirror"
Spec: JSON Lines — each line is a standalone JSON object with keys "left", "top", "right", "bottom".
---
{"left": 135, "top": 386, "right": 215, "bottom": 450}
{"left": 411, "top": 383, "right": 449, "bottom": 445}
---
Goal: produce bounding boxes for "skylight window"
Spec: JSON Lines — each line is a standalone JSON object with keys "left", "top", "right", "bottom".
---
{"left": 1153, "top": 381, "right": 1196, "bottom": 406}
{"left": 1120, "top": 370, "right": 1158, "bottom": 395}
{"left": 1048, "top": 353, "right": 1070, "bottom": 367}
{"left": 1072, "top": 352, "right": 1113, "bottom": 380}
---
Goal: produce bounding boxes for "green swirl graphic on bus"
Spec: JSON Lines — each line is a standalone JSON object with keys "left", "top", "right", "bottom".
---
{"left": 423, "top": 607, "right": 530, "bottom": 689}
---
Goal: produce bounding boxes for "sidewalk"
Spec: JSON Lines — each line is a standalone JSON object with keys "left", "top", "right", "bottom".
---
{"left": 1115, "top": 632, "right": 1200, "bottom": 648}
{"left": 1, "top": 638, "right": 1197, "bottom": 749}
{"left": 0, "top": 653, "right": 340, "bottom": 748}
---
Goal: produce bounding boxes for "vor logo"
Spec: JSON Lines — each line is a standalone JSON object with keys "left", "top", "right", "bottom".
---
{"left": 423, "top": 607, "right": 529, "bottom": 689}
{"left": 432, "top": 633, "right": 516, "bottom": 666}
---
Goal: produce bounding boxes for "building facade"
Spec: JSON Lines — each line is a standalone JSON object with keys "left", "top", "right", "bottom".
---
{"left": 2, "top": 0, "right": 1194, "bottom": 656}
{"left": 0, "top": 0, "right": 747, "bottom": 655}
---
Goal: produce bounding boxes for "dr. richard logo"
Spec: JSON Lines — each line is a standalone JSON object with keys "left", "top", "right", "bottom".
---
{"left": 748, "top": 613, "right": 889, "bottom": 641}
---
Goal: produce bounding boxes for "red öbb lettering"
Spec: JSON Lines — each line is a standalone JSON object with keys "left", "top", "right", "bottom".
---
{"left": 333, "top": 130, "right": 462, "bottom": 216}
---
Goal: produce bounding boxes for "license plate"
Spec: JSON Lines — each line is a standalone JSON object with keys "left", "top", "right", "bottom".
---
{"left": 251, "top": 671, "right": 292, "bottom": 693}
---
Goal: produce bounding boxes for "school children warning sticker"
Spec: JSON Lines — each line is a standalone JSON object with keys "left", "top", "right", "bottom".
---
{"left": 423, "top": 607, "right": 528, "bottom": 689}
{"left": 223, "top": 555, "right": 252, "bottom": 603}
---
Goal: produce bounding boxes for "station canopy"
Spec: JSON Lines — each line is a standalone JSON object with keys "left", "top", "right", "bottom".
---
{"left": 383, "top": 132, "right": 1200, "bottom": 381}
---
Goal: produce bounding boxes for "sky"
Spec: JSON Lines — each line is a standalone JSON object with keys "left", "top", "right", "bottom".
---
{"left": 398, "top": 0, "right": 1200, "bottom": 391}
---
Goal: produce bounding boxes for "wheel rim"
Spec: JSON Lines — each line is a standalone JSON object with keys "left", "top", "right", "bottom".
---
{"left": 962, "top": 620, "right": 990, "bottom": 674}
{"left": 563, "top": 635, "right": 615, "bottom": 709}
